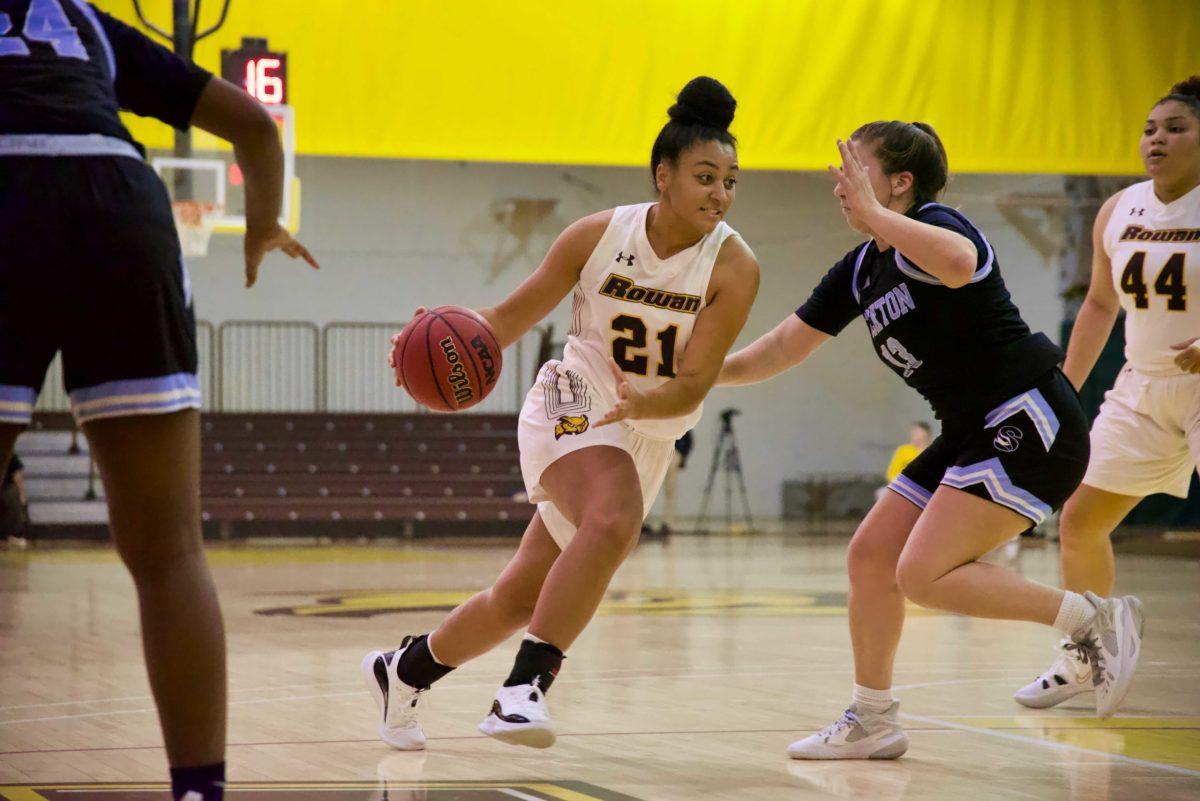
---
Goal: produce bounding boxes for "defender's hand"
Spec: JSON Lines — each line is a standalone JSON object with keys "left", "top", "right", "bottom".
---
{"left": 244, "top": 223, "right": 319, "bottom": 288}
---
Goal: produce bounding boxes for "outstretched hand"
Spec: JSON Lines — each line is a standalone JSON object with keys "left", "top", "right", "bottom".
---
{"left": 827, "top": 138, "right": 883, "bottom": 222}
{"left": 595, "top": 359, "right": 647, "bottom": 427}
{"left": 244, "top": 223, "right": 319, "bottom": 288}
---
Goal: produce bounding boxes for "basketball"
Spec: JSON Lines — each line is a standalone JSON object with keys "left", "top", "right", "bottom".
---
{"left": 392, "top": 306, "right": 503, "bottom": 411}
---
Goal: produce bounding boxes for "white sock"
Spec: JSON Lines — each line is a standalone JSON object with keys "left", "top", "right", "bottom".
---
{"left": 853, "top": 684, "right": 894, "bottom": 714}
{"left": 1053, "top": 591, "right": 1098, "bottom": 637}
{"left": 524, "top": 632, "right": 549, "bottom": 646}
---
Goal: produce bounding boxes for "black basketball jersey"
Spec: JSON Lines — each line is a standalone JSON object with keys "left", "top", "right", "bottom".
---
{"left": 797, "top": 203, "right": 1062, "bottom": 425}
{"left": 0, "top": 0, "right": 210, "bottom": 149}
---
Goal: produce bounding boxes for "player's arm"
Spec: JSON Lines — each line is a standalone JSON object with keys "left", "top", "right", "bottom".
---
{"left": 476, "top": 211, "right": 611, "bottom": 349}
{"left": 1061, "top": 193, "right": 1122, "bottom": 389}
{"left": 716, "top": 315, "right": 831, "bottom": 386}
{"left": 189, "top": 79, "right": 317, "bottom": 285}
{"left": 96, "top": 8, "right": 317, "bottom": 287}
{"left": 834, "top": 140, "right": 976, "bottom": 288}
{"left": 596, "top": 237, "right": 759, "bottom": 426}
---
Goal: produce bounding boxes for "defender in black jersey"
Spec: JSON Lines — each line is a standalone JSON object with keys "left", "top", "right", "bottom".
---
{"left": 0, "top": 3, "right": 315, "bottom": 799}
{"left": 719, "top": 123, "right": 1143, "bottom": 760}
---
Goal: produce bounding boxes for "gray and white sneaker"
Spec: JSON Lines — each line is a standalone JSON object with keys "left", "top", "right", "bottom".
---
{"left": 1075, "top": 592, "right": 1144, "bottom": 719}
{"left": 361, "top": 635, "right": 427, "bottom": 750}
{"left": 787, "top": 703, "right": 909, "bottom": 760}
{"left": 478, "top": 680, "right": 555, "bottom": 748}
{"left": 1014, "top": 638, "right": 1093, "bottom": 708}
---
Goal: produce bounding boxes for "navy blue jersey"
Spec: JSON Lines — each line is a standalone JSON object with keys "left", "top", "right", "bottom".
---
{"left": 0, "top": 0, "right": 210, "bottom": 148}
{"left": 797, "top": 203, "right": 1063, "bottom": 425}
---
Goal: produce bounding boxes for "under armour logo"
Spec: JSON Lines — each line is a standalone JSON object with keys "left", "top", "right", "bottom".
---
{"left": 1131, "top": 208, "right": 1145, "bottom": 216}
{"left": 615, "top": 251, "right": 635, "bottom": 266}
{"left": 993, "top": 425, "right": 1023, "bottom": 453}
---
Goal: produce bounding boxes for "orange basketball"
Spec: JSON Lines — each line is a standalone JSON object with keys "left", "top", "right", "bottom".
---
{"left": 391, "top": 306, "right": 503, "bottom": 412}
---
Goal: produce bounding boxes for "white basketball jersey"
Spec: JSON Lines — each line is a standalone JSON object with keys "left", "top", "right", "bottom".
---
{"left": 560, "top": 202, "right": 737, "bottom": 441}
{"left": 1103, "top": 180, "right": 1200, "bottom": 376}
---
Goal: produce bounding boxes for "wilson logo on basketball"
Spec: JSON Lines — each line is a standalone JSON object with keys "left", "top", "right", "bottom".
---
{"left": 439, "top": 336, "right": 474, "bottom": 405}
{"left": 554, "top": 415, "right": 589, "bottom": 439}
{"left": 470, "top": 335, "right": 498, "bottom": 386}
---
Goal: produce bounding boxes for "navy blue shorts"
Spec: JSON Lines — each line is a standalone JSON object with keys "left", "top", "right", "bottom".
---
{"left": 0, "top": 152, "right": 198, "bottom": 425}
{"left": 888, "top": 369, "right": 1090, "bottom": 525}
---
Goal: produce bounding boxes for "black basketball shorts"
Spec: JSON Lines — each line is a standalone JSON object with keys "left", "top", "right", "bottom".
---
{"left": 888, "top": 369, "right": 1090, "bottom": 525}
{"left": 0, "top": 141, "right": 198, "bottom": 426}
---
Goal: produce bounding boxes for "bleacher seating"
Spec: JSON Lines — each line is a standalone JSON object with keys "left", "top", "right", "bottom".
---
{"left": 199, "top": 413, "right": 533, "bottom": 535}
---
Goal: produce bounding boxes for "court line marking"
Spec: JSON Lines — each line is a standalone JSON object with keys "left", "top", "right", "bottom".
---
{"left": 11, "top": 660, "right": 1198, "bottom": 715}
{"left": 899, "top": 712, "right": 1200, "bottom": 778}
{"left": 0, "top": 669, "right": 1032, "bottom": 716}
{"left": 4, "top": 670, "right": 1190, "bottom": 726}
{"left": 0, "top": 681, "right": 364, "bottom": 712}
{"left": 499, "top": 790, "right": 548, "bottom": 801}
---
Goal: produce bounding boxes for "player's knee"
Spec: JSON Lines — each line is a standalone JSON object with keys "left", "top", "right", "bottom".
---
{"left": 1058, "top": 498, "right": 1106, "bottom": 550}
{"left": 115, "top": 526, "right": 204, "bottom": 584}
{"left": 847, "top": 529, "right": 899, "bottom": 586}
{"left": 894, "top": 557, "right": 936, "bottom": 607}
{"left": 580, "top": 504, "right": 643, "bottom": 550}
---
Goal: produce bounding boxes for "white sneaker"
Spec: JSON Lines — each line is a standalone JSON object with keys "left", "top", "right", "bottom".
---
{"left": 478, "top": 681, "right": 555, "bottom": 748}
{"left": 1077, "top": 592, "right": 1145, "bottom": 719}
{"left": 1014, "top": 638, "right": 1093, "bottom": 708}
{"left": 787, "top": 703, "right": 909, "bottom": 760}
{"left": 362, "top": 635, "right": 427, "bottom": 750}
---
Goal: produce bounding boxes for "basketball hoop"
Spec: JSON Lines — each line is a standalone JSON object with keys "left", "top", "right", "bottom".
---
{"left": 172, "top": 200, "right": 224, "bottom": 257}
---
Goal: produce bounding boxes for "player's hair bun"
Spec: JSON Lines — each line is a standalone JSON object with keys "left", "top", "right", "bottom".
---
{"left": 668, "top": 76, "right": 737, "bottom": 131}
{"left": 1169, "top": 75, "right": 1200, "bottom": 101}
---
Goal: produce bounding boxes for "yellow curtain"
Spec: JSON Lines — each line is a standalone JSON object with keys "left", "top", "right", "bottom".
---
{"left": 109, "top": 0, "right": 1198, "bottom": 174}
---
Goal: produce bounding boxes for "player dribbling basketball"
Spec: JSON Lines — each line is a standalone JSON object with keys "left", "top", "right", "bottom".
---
{"left": 362, "top": 76, "right": 760, "bottom": 749}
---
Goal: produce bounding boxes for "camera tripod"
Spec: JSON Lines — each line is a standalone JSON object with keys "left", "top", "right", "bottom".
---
{"left": 695, "top": 408, "right": 754, "bottom": 533}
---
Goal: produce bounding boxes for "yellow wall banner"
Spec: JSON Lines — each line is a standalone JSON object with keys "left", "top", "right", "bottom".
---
{"left": 107, "top": 1, "right": 1198, "bottom": 174}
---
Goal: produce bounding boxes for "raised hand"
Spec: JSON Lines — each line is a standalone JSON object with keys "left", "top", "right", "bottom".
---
{"left": 827, "top": 138, "right": 883, "bottom": 222}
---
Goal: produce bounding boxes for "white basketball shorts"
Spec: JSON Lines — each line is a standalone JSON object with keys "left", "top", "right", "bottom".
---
{"left": 1082, "top": 366, "right": 1200, "bottom": 498}
{"left": 518, "top": 361, "right": 675, "bottom": 548}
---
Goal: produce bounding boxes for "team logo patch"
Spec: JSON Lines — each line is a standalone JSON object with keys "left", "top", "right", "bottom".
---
{"left": 554, "top": 414, "right": 590, "bottom": 439}
{"left": 993, "top": 425, "right": 1023, "bottom": 453}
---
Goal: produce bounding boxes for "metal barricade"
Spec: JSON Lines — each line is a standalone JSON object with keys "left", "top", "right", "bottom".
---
{"left": 217, "top": 321, "right": 320, "bottom": 411}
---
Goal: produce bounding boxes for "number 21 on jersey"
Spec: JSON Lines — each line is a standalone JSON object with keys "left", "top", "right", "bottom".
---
{"left": 611, "top": 315, "right": 679, "bottom": 378}
{"left": 1120, "top": 251, "right": 1187, "bottom": 311}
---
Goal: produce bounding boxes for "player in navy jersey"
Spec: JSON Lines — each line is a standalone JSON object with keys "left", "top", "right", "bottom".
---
{"left": 0, "top": 3, "right": 316, "bottom": 799}
{"left": 718, "top": 122, "right": 1144, "bottom": 760}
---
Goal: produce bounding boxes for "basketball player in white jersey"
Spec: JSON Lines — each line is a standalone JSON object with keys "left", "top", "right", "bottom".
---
{"left": 361, "top": 76, "right": 759, "bottom": 749}
{"left": 1016, "top": 76, "right": 1200, "bottom": 708}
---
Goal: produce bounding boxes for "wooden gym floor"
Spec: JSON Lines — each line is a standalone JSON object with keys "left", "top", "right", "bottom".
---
{"left": 1, "top": 532, "right": 1198, "bottom": 800}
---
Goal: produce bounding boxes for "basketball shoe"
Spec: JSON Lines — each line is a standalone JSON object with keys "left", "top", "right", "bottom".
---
{"left": 1075, "top": 592, "right": 1144, "bottom": 719}
{"left": 478, "top": 679, "right": 555, "bottom": 748}
{"left": 1014, "top": 638, "right": 1093, "bottom": 708}
{"left": 787, "top": 702, "right": 909, "bottom": 760}
{"left": 362, "top": 635, "right": 427, "bottom": 750}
